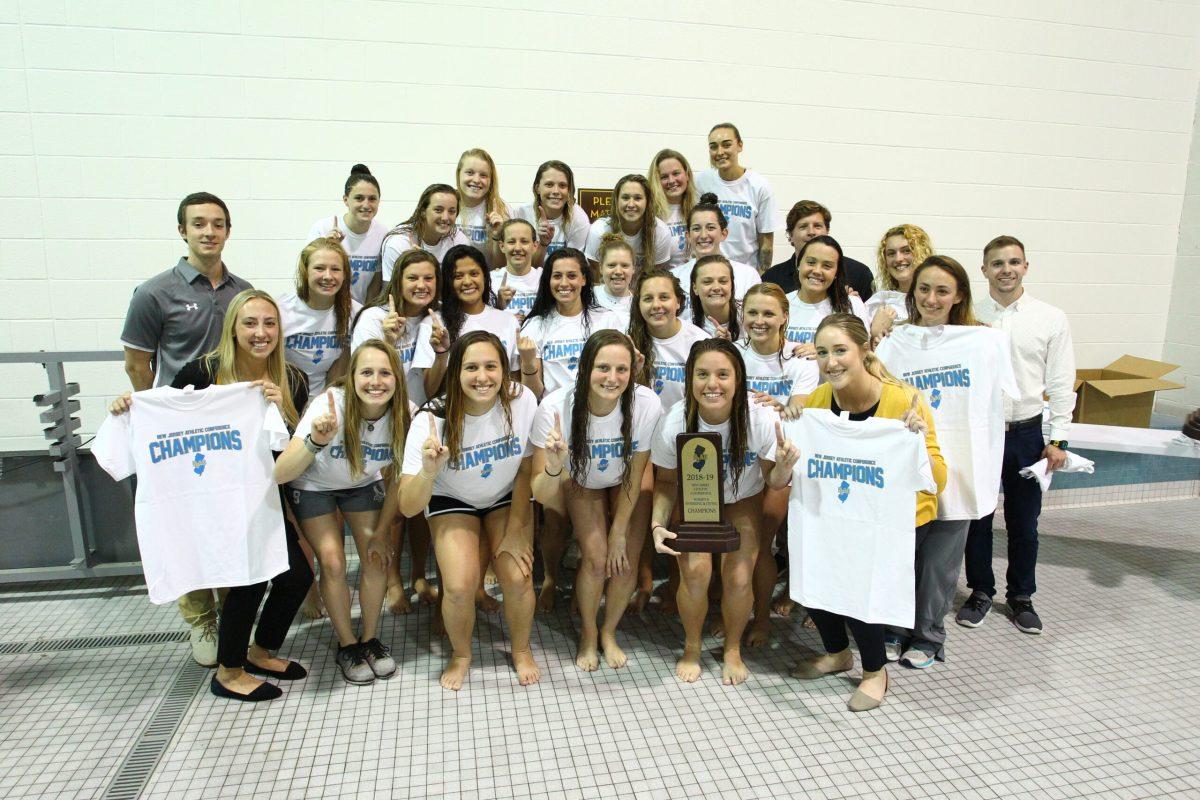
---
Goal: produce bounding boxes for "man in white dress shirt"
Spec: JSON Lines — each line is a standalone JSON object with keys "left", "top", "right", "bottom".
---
{"left": 957, "top": 235, "right": 1076, "bottom": 635}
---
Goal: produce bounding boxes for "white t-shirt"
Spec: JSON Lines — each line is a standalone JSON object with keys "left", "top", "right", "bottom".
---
{"left": 412, "top": 306, "right": 520, "bottom": 372}
{"left": 291, "top": 386, "right": 396, "bottom": 491}
{"left": 519, "top": 308, "right": 624, "bottom": 395}
{"left": 307, "top": 216, "right": 389, "bottom": 305}
{"left": 380, "top": 226, "right": 471, "bottom": 282}
{"left": 513, "top": 203, "right": 591, "bottom": 256}
{"left": 875, "top": 324, "right": 1018, "bottom": 520}
{"left": 672, "top": 258, "right": 762, "bottom": 303}
{"left": 784, "top": 410, "right": 935, "bottom": 627}
{"left": 458, "top": 202, "right": 514, "bottom": 249}
{"left": 647, "top": 320, "right": 709, "bottom": 411}
{"left": 403, "top": 385, "right": 537, "bottom": 509}
{"left": 532, "top": 385, "right": 661, "bottom": 490}
{"left": 352, "top": 308, "right": 428, "bottom": 407}
{"left": 92, "top": 383, "right": 290, "bottom": 604}
{"left": 663, "top": 204, "right": 688, "bottom": 268}
{"left": 865, "top": 290, "right": 909, "bottom": 324}
{"left": 583, "top": 217, "right": 673, "bottom": 269}
{"left": 782, "top": 293, "right": 871, "bottom": 345}
{"left": 650, "top": 400, "right": 778, "bottom": 504}
{"left": 694, "top": 169, "right": 777, "bottom": 266}
{"left": 734, "top": 341, "right": 819, "bottom": 401}
{"left": 490, "top": 266, "right": 542, "bottom": 322}
{"left": 593, "top": 285, "right": 632, "bottom": 330}
{"left": 276, "top": 292, "right": 361, "bottom": 395}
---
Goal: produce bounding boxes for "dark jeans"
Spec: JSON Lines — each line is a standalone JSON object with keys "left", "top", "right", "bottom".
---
{"left": 807, "top": 607, "right": 887, "bottom": 673}
{"left": 217, "top": 516, "right": 313, "bottom": 669}
{"left": 964, "top": 423, "right": 1044, "bottom": 600}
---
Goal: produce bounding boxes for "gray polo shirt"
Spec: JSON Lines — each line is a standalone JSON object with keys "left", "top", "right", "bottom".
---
{"left": 121, "top": 258, "right": 253, "bottom": 387}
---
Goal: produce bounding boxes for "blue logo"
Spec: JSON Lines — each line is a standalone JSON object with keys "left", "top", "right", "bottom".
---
{"left": 567, "top": 355, "right": 579, "bottom": 371}
{"left": 691, "top": 444, "right": 706, "bottom": 472}
{"left": 351, "top": 272, "right": 359, "bottom": 284}
{"left": 929, "top": 388, "right": 942, "bottom": 409}
{"left": 653, "top": 378, "right": 664, "bottom": 394}
{"left": 480, "top": 463, "right": 493, "bottom": 479}
{"left": 598, "top": 457, "right": 610, "bottom": 472}
{"left": 837, "top": 480, "right": 850, "bottom": 503}
{"left": 313, "top": 348, "right": 325, "bottom": 364}
{"left": 192, "top": 453, "right": 206, "bottom": 477}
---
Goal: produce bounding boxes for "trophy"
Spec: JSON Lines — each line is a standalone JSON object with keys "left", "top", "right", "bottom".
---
{"left": 672, "top": 432, "right": 739, "bottom": 553}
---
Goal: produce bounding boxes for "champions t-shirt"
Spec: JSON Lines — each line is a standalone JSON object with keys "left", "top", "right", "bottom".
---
{"left": 647, "top": 320, "right": 709, "bottom": 412}
{"left": 459, "top": 202, "right": 514, "bottom": 249}
{"left": 403, "top": 384, "right": 537, "bottom": 509}
{"left": 352, "top": 308, "right": 427, "bottom": 407}
{"left": 520, "top": 308, "right": 624, "bottom": 395}
{"left": 490, "top": 267, "right": 542, "bottom": 321}
{"left": 92, "top": 383, "right": 290, "bottom": 604}
{"left": 694, "top": 168, "right": 778, "bottom": 266}
{"left": 782, "top": 293, "right": 871, "bottom": 345}
{"left": 380, "top": 227, "right": 471, "bottom": 282}
{"left": 664, "top": 204, "right": 688, "bottom": 268}
{"left": 582, "top": 217, "right": 673, "bottom": 268}
{"left": 735, "top": 341, "right": 819, "bottom": 402}
{"left": 513, "top": 203, "right": 590, "bottom": 255}
{"left": 875, "top": 324, "right": 1018, "bottom": 520}
{"left": 532, "top": 385, "right": 661, "bottom": 490}
{"left": 783, "top": 409, "right": 935, "bottom": 628}
{"left": 412, "top": 306, "right": 520, "bottom": 372}
{"left": 865, "top": 289, "right": 908, "bottom": 324}
{"left": 307, "top": 216, "right": 389, "bottom": 305}
{"left": 290, "top": 387, "right": 396, "bottom": 491}
{"left": 650, "top": 400, "right": 778, "bottom": 504}
{"left": 276, "top": 292, "right": 361, "bottom": 395}
{"left": 593, "top": 285, "right": 632, "bottom": 330}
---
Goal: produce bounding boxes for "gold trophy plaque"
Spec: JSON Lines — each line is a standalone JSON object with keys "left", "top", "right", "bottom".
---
{"left": 673, "top": 432, "right": 739, "bottom": 553}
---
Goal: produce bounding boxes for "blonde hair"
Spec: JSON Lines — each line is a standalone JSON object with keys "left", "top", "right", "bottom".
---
{"left": 647, "top": 149, "right": 698, "bottom": 228}
{"left": 597, "top": 232, "right": 634, "bottom": 283}
{"left": 740, "top": 283, "right": 790, "bottom": 356}
{"left": 814, "top": 313, "right": 909, "bottom": 391}
{"left": 331, "top": 340, "right": 410, "bottom": 479}
{"left": 456, "top": 148, "right": 508, "bottom": 220}
{"left": 295, "top": 237, "right": 352, "bottom": 341}
{"left": 209, "top": 289, "right": 299, "bottom": 428}
{"left": 876, "top": 224, "right": 934, "bottom": 291}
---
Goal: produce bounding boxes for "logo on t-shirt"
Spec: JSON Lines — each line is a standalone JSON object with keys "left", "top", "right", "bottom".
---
{"left": 543, "top": 340, "right": 586, "bottom": 370}
{"left": 184, "top": 303, "right": 199, "bottom": 312}
{"left": 313, "top": 348, "right": 325, "bottom": 364}
{"left": 806, "top": 453, "right": 885, "bottom": 489}
{"left": 654, "top": 363, "right": 685, "bottom": 394}
{"left": 349, "top": 256, "right": 378, "bottom": 286}
{"left": 148, "top": 425, "right": 243, "bottom": 464}
{"left": 748, "top": 377, "right": 793, "bottom": 398}
{"left": 903, "top": 365, "right": 971, "bottom": 392}
{"left": 929, "top": 388, "right": 942, "bottom": 409}
{"left": 451, "top": 435, "right": 523, "bottom": 472}
{"left": 837, "top": 479, "right": 849, "bottom": 502}
{"left": 716, "top": 200, "right": 753, "bottom": 221}
{"left": 193, "top": 453, "right": 206, "bottom": 476}
{"left": 481, "top": 463, "right": 494, "bottom": 479}
{"left": 786, "top": 327, "right": 817, "bottom": 344}
{"left": 329, "top": 442, "right": 393, "bottom": 462}
{"left": 598, "top": 457, "right": 609, "bottom": 472}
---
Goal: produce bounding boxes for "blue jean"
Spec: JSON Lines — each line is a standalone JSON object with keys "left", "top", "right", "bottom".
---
{"left": 964, "top": 423, "right": 1044, "bottom": 600}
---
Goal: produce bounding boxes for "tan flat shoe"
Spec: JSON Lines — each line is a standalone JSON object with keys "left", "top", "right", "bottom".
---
{"left": 848, "top": 669, "right": 888, "bottom": 712}
{"left": 790, "top": 651, "right": 853, "bottom": 679}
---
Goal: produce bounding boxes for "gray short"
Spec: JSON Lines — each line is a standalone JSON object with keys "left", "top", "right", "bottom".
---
{"left": 289, "top": 482, "right": 386, "bottom": 520}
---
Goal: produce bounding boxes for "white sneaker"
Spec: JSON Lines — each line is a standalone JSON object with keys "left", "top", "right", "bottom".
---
{"left": 884, "top": 634, "right": 904, "bottom": 663}
{"left": 190, "top": 618, "right": 218, "bottom": 667}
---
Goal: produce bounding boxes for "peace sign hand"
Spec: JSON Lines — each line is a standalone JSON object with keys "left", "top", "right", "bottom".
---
{"left": 497, "top": 271, "right": 516, "bottom": 310}
{"left": 310, "top": 390, "right": 339, "bottom": 446}
{"left": 429, "top": 310, "right": 450, "bottom": 355}
{"left": 901, "top": 392, "right": 927, "bottom": 435}
{"left": 543, "top": 410, "right": 567, "bottom": 473}
{"left": 420, "top": 412, "right": 450, "bottom": 475}
{"left": 381, "top": 296, "right": 402, "bottom": 345}
{"left": 773, "top": 420, "right": 800, "bottom": 473}
{"left": 707, "top": 315, "right": 731, "bottom": 340}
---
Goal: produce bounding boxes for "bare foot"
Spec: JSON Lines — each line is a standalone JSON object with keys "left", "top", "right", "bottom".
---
{"left": 413, "top": 577, "right": 438, "bottom": 605}
{"left": 476, "top": 587, "right": 500, "bottom": 613}
{"left": 440, "top": 655, "right": 471, "bottom": 691}
{"left": 722, "top": 650, "right": 750, "bottom": 685}
{"left": 600, "top": 631, "right": 627, "bottom": 669}
{"left": 744, "top": 619, "right": 771, "bottom": 648}
{"left": 386, "top": 583, "right": 412, "bottom": 615}
{"left": 676, "top": 647, "right": 702, "bottom": 683}
{"left": 710, "top": 617, "right": 725, "bottom": 640}
{"left": 536, "top": 580, "right": 556, "bottom": 613}
{"left": 575, "top": 631, "right": 600, "bottom": 672}
{"left": 513, "top": 649, "right": 542, "bottom": 686}
{"left": 484, "top": 566, "right": 499, "bottom": 587}
{"left": 299, "top": 587, "right": 325, "bottom": 620}
{"left": 772, "top": 594, "right": 794, "bottom": 617}
{"left": 628, "top": 588, "right": 650, "bottom": 614}
{"left": 246, "top": 649, "right": 290, "bottom": 673}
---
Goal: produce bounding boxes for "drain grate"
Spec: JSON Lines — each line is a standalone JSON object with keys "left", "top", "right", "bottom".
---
{"left": 101, "top": 657, "right": 208, "bottom": 800}
{"left": 0, "top": 641, "right": 27, "bottom": 654}
{"left": 0, "top": 630, "right": 188, "bottom": 655}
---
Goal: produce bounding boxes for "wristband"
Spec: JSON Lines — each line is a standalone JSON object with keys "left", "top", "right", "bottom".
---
{"left": 544, "top": 466, "right": 563, "bottom": 478}
{"left": 522, "top": 368, "right": 539, "bottom": 376}
{"left": 303, "top": 434, "right": 327, "bottom": 454}
{"left": 1049, "top": 440, "right": 1067, "bottom": 449}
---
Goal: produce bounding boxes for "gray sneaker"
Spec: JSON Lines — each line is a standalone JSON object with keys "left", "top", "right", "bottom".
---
{"left": 190, "top": 618, "right": 218, "bottom": 667}
{"left": 955, "top": 590, "right": 993, "bottom": 628}
{"left": 361, "top": 638, "right": 397, "bottom": 679}
{"left": 335, "top": 643, "right": 375, "bottom": 685}
{"left": 1009, "top": 597, "right": 1043, "bottom": 634}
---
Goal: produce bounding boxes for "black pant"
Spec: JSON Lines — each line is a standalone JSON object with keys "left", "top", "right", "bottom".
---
{"left": 807, "top": 607, "right": 887, "bottom": 673}
{"left": 217, "top": 516, "right": 313, "bottom": 669}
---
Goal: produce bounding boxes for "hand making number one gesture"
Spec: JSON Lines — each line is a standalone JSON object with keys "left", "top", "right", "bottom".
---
{"left": 707, "top": 315, "right": 731, "bottom": 341}
{"left": 420, "top": 412, "right": 450, "bottom": 476}
{"left": 381, "top": 295, "right": 402, "bottom": 346}
{"left": 901, "top": 392, "right": 927, "bottom": 435}
{"left": 428, "top": 309, "right": 450, "bottom": 355}
{"left": 309, "top": 390, "right": 339, "bottom": 446}
{"left": 497, "top": 271, "right": 515, "bottom": 311}
{"left": 543, "top": 410, "right": 567, "bottom": 476}
{"left": 773, "top": 420, "right": 800, "bottom": 474}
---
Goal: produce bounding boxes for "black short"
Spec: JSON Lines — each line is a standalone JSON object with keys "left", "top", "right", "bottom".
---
{"left": 290, "top": 482, "right": 386, "bottom": 520}
{"left": 426, "top": 492, "right": 513, "bottom": 520}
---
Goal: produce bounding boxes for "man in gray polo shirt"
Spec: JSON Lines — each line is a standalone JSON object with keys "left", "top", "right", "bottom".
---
{"left": 120, "top": 191, "right": 251, "bottom": 665}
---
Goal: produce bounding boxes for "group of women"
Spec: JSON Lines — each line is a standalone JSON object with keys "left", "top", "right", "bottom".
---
{"left": 114, "top": 123, "right": 1016, "bottom": 713}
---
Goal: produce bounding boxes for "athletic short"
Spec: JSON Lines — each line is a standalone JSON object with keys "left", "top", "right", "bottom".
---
{"left": 426, "top": 492, "right": 513, "bottom": 520}
{"left": 290, "top": 481, "right": 386, "bottom": 520}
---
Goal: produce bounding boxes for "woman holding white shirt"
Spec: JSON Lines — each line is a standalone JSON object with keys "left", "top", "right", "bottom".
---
{"left": 277, "top": 238, "right": 359, "bottom": 396}
{"left": 274, "top": 340, "right": 408, "bottom": 686}
{"left": 648, "top": 148, "right": 699, "bottom": 269}
{"left": 306, "top": 164, "right": 388, "bottom": 304}
{"left": 672, "top": 194, "right": 761, "bottom": 306}
{"left": 531, "top": 330, "right": 662, "bottom": 671}
{"left": 456, "top": 148, "right": 510, "bottom": 266}
{"left": 400, "top": 331, "right": 540, "bottom": 691}
{"left": 627, "top": 269, "right": 709, "bottom": 413}
{"left": 372, "top": 183, "right": 470, "bottom": 299}
{"left": 583, "top": 174, "right": 672, "bottom": 272}
{"left": 783, "top": 235, "right": 871, "bottom": 353}
{"left": 515, "top": 160, "right": 590, "bottom": 265}
{"left": 694, "top": 123, "right": 778, "bottom": 271}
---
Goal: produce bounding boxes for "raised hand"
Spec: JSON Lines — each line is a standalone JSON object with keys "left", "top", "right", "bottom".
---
{"left": 901, "top": 392, "right": 927, "bottom": 435}
{"left": 326, "top": 215, "right": 344, "bottom": 244}
{"left": 310, "top": 389, "right": 339, "bottom": 446}
{"left": 774, "top": 420, "right": 800, "bottom": 473}
{"left": 108, "top": 391, "right": 133, "bottom": 416}
{"left": 420, "top": 411, "right": 450, "bottom": 474}
{"left": 250, "top": 379, "right": 283, "bottom": 410}
{"left": 486, "top": 210, "right": 505, "bottom": 239}
{"left": 543, "top": 410, "right": 567, "bottom": 473}
{"left": 429, "top": 310, "right": 450, "bottom": 355}
{"left": 707, "top": 315, "right": 731, "bottom": 340}
{"left": 381, "top": 295, "right": 402, "bottom": 345}
{"left": 518, "top": 335, "right": 539, "bottom": 370}
{"left": 536, "top": 211, "right": 553, "bottom": 247}
{"left": 497, "top": 271, "right": 516, "bottom": 310}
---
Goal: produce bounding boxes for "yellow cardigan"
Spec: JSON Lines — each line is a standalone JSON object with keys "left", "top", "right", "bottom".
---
{"left": 805, "top": 381, "right": 947, "bottom": 527}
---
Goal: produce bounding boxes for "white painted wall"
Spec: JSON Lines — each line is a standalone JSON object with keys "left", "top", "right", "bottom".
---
{"left": 1162, "top": 80, "right": 1200, "bottom": 419}
{"left": 2, "top": 0, "right": 1200, "bottom": 448}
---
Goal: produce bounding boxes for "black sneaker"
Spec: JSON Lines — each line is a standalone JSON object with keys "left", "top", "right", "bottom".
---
{"left": 335, "top": 643, "right": 375, "bottom": 685}
{"left": 1009, "top": 596, "right": 1043, "bottom": 634}
{"left": 955, "top": 590, "right": 993, "bottom": 628}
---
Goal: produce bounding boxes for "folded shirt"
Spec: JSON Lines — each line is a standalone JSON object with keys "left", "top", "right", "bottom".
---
{"left": 1019, "top": 450, "right": 1095, "bottom": 491}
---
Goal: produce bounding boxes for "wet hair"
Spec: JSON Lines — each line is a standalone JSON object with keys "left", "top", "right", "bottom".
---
{"left": 177, "top": 191, "right": 230, "bottom": 228}
{"left": 983, "top": 234, "right": 1026, "bottom": 261}
{"left": 648, "top": 149, "right": 699, "bottom": 230}
{"left": 606, "top": 174, "right": 659, "bottom": 269}
{"left": 786, "top": 200, "right": 831, "bottom": 232}
{"left": 683, "top": 339, "right": 750, "bottom": 493}
{"left": 628, "top": 268, "right": 687, "bottom": 388}
{"left": 688, "top": 192, "right": 729, "bottom": 231}
{"left": 708, "top": 122, "right": 743, "bottom": 142}
{"left": 295, "top": 237, "right": 353, "bottom": 342}
{"left": 689, "top": 255, "right": 741, "bottom": 340}
{"left": 372, "top": 249, "right": 439, "bottom": 318}
{"left": 343, "top": 164, "right": 379, "bottom": 197}
{"left": 501, "top": 217, "right": 536, "bottom": 240}
{"left": 531, "top": 160, "right": 579, "bottom": 238}
{"left": 597, "top": 232, "right": 635, "bottom": 284}
{"left": 333, "top": 339, "right": 409, "bottom": 479}
{"left": 385, "top": 183, "right": 460, "bottom": 251}
{"left": 438, "top": 245, "right": 495, "bottom": 342}
{"left": 569, "top": 330, "right": 637, "bottom": 492}
{"left": 521, "top": 248, "right": 600, "bottom": 329}
{"left": 422, "top": 331, "right": 518, "bottom": 465}
{"left": 876, "top": 224, "right": 934, "bottom": 292}
{"left": 906, "top": 255, "right": 980, "bottom": 327}
{"left": 795, "top": 235, "right": 852, "bottom": 313}
{"left": 740, "top": 283, "right": 791, "bottom": 363}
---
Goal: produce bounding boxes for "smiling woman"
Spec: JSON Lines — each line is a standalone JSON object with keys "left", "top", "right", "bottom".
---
{"left": 583, "top": 173, "right": 673, "bottom": 271}
{"left": 306, "top": 165, "right": 389, "bottom": 305}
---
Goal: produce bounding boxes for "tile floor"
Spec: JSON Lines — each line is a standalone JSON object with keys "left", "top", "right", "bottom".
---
{"left": 1, "top": 498, "right": 1198, "bottom": 800}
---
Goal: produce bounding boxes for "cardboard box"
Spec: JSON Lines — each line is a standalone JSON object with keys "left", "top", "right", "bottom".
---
{"left": 1073, "top": 355, "right": 1184, "bottom": 428}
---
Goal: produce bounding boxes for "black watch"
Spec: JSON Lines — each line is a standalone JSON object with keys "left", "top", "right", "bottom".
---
{"left": 1049, "top": 439, "right": 1067, "bottom": 449}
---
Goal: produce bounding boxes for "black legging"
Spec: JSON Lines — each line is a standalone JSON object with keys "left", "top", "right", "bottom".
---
{"left": 217, "top": 516, "right": 313, "bottom": 669}
{"left": 806, "top": 607, "right": 887, "bottom": 673}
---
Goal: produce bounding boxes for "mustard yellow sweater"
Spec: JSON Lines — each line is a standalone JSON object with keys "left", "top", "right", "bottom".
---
{"left": 805, "top": 381, "right": 947, "bottom": 527}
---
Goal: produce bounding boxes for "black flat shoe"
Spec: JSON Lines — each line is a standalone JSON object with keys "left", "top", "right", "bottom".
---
{"left": 210, "top": 675, "right": 282, "bottom": 702}
{"left": 244, "top": 660, "right": 308, "bottom": 680}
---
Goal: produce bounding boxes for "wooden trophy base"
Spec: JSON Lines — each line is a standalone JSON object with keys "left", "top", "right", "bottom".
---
{"left": 673, "top": 522, "right": 740, "bottom": 553}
